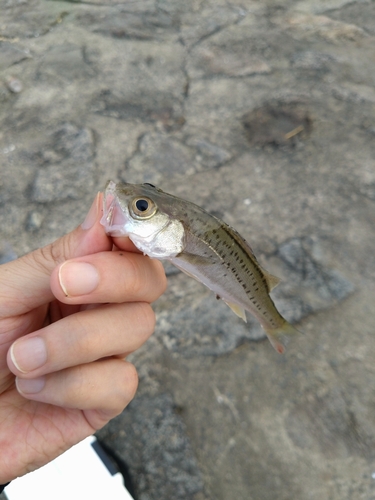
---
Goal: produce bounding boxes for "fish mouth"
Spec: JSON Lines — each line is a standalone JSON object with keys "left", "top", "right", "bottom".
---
{"left": 100, "top": 181, "right": 129, "bottom": 236}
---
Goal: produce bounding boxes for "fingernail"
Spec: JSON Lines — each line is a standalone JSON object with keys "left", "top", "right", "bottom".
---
{"left": 16, "top": 376, "right": 46, "bottom": 394}
{"left": 11, "top": 337, "right": 47, "bottom": 373}
{"left": 59, "top": 261, "right": 99, "bottom": 297}
{"left": 81, "top": 192, "right": 100, "bottom": 230}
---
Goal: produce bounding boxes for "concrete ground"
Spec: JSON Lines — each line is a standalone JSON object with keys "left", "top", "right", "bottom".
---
{"left": 1, "top": 1, "right": 375, "bottom": 499}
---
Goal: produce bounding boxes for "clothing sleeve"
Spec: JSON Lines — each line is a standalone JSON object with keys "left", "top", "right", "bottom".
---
{"left": 0, "top": 483, "right": 10, "bottom": 493}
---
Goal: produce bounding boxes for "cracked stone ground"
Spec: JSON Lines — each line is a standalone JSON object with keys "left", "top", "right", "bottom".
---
{"left": 1, "top": 1, "right": 375, "bottom": 499}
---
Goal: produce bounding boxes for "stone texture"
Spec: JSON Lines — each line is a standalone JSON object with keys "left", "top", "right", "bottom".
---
{"left": 188, "top": 46, "right": 271, "bottom": 79}
{"left": 97, "top": 393, "right": 204, "bottom": 500}
{"left": 31, "top": 123, "right": 96, "bottom": 202}
{"left": 124, "top": 133, "right": 232, "bottom": 184}
{"left": 0, "top": 42, "right": 31, "bottom": 71}
{"left": 0, "top": 243, "right": 17, "bottom": 265}
{"left": 294, "top": 0, "right": 371, "bottom": 15}
{"left": 242, "top": 102, "right": 312, "bottom": 147}
{"left": 179, "top": 5, "right": 245, "bottom": 48}
{"left": 1, "top": 1, "right": 375, "bottom": 499}
{"left": 76, "top": 6, "right": 177, "bottom": 40}
{"left": 273, "top": 12, "right": 368, "bottom": 43}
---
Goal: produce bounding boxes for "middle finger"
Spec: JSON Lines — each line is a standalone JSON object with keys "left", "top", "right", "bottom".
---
{"left": 7, "top": 302, "right": 155, "bottom": 378}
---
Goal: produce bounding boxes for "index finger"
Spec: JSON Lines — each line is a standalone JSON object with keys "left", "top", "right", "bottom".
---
{"left": 112, "top": 237, "right": 141, "bottom": 254}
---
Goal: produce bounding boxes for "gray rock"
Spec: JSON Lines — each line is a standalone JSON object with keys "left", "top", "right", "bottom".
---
{"left": 90, "top": 40, "right": 186, "bottom": 129}
{"left": 25, "top": 210, "right": 44, "bottom": 231}
{"left": 185, "top": 137, "right": 232, "bottom": 169}
{"left": 97, "top": 393, "right": 204, "bottom": 500}
{"left": 125, "top": 133, "right": 196, "bottom": 185}
{"left": 285, "top": 386, "right": 375, "bottom": 459}
{"left": 36, "top": 43, "right": 95, "bottom": 81}
{"left": 273, "top": 11, "right": 367, "bottom": 43}
{"left": 125, "top": 133, "right": 232, "bottom": 184}
{"left": 331, "top": 82, "right": 375, "bottom": 104}
{"left": 77, "top": 6, "right": 177, "bottom": 40}
{"left": 0, "top": 42, "right": 31, "bottom": 71}
{"left": 0, "top": 243, "right": 17, "bottom": 264}
{"left": 31, "top": 123, "right": 96, "bottom": 202}
{"left": 5, "top": 76, "right": 23, "bottom": 94}
{"left": 329, "top": 1, "right": 375, "bottom": 35}
{"left": 180, "top": 5, "right": 245, "bottom": 47}
{"left": 188, "top": 45, "right": 271, "bottom": 79}
{"left": 294, "top": 0, "right": 370, "bottom": 15}
{"left": 92, "top": 88, "right": 179, "bottom": 123}
{"left": 0, "top": 0, "right": 69, "bottom": 39}
{"left": 242, "top": 102, "right": 312, "bottom": 147}
{"left": 274, "top": 237, "right": 355, "bottom": 303}
{"left": 186, "top": 15, "right": 275, "bottom": 80}
{"left": 291, "top": 51, "right": 335, "bottom": 71}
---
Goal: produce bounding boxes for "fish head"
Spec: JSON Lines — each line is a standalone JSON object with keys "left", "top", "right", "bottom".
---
{"left": 100, "top": 180, "right": 185, "bottom": 258}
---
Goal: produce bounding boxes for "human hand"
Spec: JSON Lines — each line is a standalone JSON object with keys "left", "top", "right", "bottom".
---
{"left": 0, "top": 194, "right": 167, "bottom": 483}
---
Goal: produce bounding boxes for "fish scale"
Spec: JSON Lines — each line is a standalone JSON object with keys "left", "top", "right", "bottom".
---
{"left": 194, "top": 223, "right": 278, "bottom": 325}
{"left": 101, "top": 181, "right": 300, "bottom": 353}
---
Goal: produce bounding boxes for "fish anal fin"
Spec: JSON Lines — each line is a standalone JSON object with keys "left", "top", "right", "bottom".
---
{"left": 263, "top": 269, "right": 281, "bottom": 291}
{"left": 223, "top": 300, "right": 247, "bottom": 322}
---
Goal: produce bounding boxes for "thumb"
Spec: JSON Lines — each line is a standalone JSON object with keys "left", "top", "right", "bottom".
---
{"left": 0, "top": 193, "right": 112, "bottom": 317}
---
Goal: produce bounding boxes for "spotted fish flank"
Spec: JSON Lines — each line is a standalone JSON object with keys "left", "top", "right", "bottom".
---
{"left": 100, "top": 181, "right": 300, "bottom": 353}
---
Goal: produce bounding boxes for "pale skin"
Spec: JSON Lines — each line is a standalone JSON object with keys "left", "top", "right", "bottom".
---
{"left": 0, "top": 193, "right": 167, "bottom": 483}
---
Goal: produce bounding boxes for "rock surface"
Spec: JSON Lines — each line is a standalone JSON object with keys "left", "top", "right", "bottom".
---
{"left": 1, "top": 1, "right": 375, "bottom": 499}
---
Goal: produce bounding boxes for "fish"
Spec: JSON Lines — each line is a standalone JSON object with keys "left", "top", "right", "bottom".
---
{"left": 100, "top": 180, "right": 300, "bottom": 353}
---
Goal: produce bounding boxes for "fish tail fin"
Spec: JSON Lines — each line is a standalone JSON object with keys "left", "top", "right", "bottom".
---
{"left": 264, "top": 321, "right": 301, "bottom": 354}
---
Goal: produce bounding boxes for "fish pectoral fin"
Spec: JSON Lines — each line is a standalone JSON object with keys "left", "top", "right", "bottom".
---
{"left": 175, "top": 252, "right": 214, "bottom": 267}
{"left": 223, "top": 300, "right": 247, "bottom": 322}
{"left": 171, "top": 253, "right": 213, "bottom": 283}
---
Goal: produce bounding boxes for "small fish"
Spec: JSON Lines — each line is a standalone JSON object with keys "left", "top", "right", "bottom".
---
{"left": 100, "top": 181, "right": 300, "bottom": 353}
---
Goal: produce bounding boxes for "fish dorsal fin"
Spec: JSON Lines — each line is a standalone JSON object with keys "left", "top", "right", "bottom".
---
{"left": 262, "top": 269, "right": 281, "bottom": 291}
{"left": 223, "top": 300, "right": 247, "bottom": 323}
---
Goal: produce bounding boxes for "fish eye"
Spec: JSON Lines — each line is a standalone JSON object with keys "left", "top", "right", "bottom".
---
{"left": 136, "top": 199, "right": 149, "bottom": 212}
{"left": 131, "top": 197, "right": 157, "bottom": 218}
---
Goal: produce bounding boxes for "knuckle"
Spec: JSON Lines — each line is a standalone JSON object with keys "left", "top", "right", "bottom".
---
{"left": 27, "top": 236, "right": 73, "bottom": 275}
{"left": 68, "top": 365, "right": 89, "bottom": 405}
{"left": 122, "top": 361, "right": 139, "bottom": 403}
{"left": 123, "top": 256, "right": 143, "bottom": 297}
{"left": 26, "top": 248, "right": 55, "bottom": 276}
{"left": 44, "top": 240, "right": 64, "bottom": 265}
{"left": 109, "top": 362, "right": 139, "bottom": 416}
{"left": 135, "top": 302, "right": 156, "bottom": 334}
{"left": 153, "top": 260, "right": 167, "bottom": 296}
{"left": 69, "top": 313, "right": 93, "bottom": 352}
{"left": 122, "top": 255, "right": 167, "bottom": 301}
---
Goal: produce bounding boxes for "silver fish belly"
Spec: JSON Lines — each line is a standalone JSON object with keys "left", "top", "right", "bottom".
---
{"left": 100, "top": 180, "right": 300, "bottom": 353}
